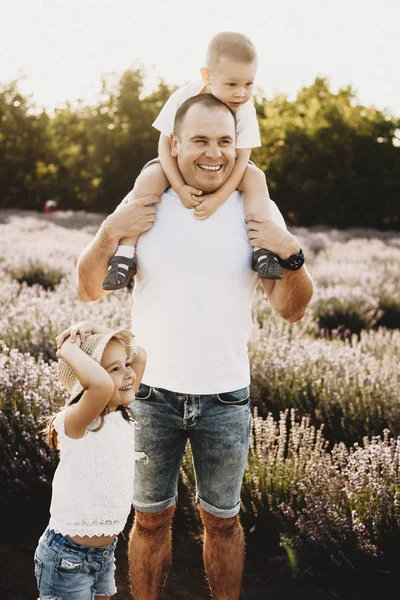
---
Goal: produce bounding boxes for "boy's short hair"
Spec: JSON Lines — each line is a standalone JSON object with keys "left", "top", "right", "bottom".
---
{"left": 206, "top": 32, "right": 258, "bottom": 72}
{"left": 174, "top": 94, "right": 236, "bottom": 138}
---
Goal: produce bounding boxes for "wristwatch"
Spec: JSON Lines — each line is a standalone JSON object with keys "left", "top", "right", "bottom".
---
{"left": 277, "top": 248, "right": 304, "bottom": 270}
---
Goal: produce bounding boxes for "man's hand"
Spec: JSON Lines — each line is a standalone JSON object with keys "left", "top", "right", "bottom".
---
{"left": 246, "top": 213, "right": 301, "bottom": 260}
{"left": 77, "top": 193, "right": 160, "bottom": 303}
{"left": 178, "top": 185, "right": 203, "bottom": 209}
{"left": 247, "top": 213, "right": 313, "bottom": 322}
{"left": 194, "top": 193, "right": 225, "bottom": 220}
{"left": 104, "top": 194, "right": 161, "bottom": 243}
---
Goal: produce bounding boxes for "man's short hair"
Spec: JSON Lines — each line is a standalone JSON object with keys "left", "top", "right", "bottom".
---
{"left": 173, "top": 94, "right": 236, "bottom": 138}
{"left": 206, "top": 31, "right": 258, "bottom": 72}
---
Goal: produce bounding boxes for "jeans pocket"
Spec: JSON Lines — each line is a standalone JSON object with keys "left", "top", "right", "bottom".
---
{"left": 56, "top": 556, "right": 84, "bottom": 573}
{"left": 216, "top": 386, "right": 250, "bottom": 405}
{"left": 34, "top": 555, "right": 43, "bottom": 588}
{"left": 135, "top": 383, "right": 153, "bottom": 400}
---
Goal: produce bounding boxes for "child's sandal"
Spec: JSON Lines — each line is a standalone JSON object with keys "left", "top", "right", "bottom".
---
{"left": 102, "top": 256, "right": 137, "bottom": 290}
{"left": 252, "top": 249, "right": 283, "bottom": 280}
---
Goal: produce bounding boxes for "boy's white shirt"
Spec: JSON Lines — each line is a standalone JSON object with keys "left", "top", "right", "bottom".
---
{"left": 152, "top": 81, "right": 262, "bottom": 149}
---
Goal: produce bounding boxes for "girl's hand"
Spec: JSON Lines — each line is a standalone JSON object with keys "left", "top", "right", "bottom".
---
{"left": 56, "top": 333, "right": 82, "bottom": 359}
{"left": 56, "top": 321, "right": 103, "bottom": 349}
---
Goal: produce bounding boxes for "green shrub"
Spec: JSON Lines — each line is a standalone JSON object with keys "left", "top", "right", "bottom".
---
{"left": 313, "top": 294, "right": 381, "bottom": 337}
{"left": 10, "top": 262, "right": 64, "bottom": 290}
{"left": 376, "top": 293, "right": 400, "bottom": 330}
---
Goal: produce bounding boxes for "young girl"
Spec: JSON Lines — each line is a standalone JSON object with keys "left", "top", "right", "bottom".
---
{"left": 34, "top": 320, "right": 146, "bottom": 600}
{"left": 102, "top": 31, "right": 283, "bottom": 292}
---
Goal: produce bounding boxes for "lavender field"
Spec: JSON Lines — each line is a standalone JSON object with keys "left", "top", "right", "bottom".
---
{"left": 1, "top": 209, "right": 400, "bottom": 587}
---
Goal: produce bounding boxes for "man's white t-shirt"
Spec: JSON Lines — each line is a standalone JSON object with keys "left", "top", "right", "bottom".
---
{"left": 131, "top": 188, "right": 286, "bottom": 394}
{"left": 152, "top": 81, "right": 262, "bottom": 149}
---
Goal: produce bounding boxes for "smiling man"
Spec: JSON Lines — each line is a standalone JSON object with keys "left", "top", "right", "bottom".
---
{"left": 171, "top": 94, "right": 237, "bottom": 192}
{"left": 77, "top": 94, "right": 313, "bottom": 600}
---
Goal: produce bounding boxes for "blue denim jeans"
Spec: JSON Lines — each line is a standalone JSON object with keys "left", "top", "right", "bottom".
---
{"left": 131, "top": 385, "right": 251, "bottom": 518}
{"left": 34, "top": 528, "right": 117, "bottom": 599}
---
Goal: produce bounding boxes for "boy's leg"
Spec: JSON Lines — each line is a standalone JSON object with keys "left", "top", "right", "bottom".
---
{"left": 239, "top": 164, "right": 283, "bottom": 280}
{"left": 121, "top": 162, "right": 169, "bottom": 246}
{"left": 103, "top": 162, "right": 169, "bottom": 290}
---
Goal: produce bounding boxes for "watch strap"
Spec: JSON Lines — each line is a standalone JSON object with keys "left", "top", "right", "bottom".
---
{"left": 277, "top": 248, "right": 304, "bottom": 271}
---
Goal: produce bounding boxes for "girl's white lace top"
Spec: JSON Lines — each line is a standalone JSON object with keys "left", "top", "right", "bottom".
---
{"left": 48, "top": 409, "right": 136, "bottom": 537}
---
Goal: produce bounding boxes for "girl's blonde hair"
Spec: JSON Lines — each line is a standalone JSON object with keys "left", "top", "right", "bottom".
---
{"left": 45, "top": 391, "right": 134, "bottom": 450}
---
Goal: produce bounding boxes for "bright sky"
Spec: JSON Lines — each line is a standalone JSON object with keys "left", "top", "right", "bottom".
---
{"left": 1, "top": 0, "right": 399, "bottom": 116}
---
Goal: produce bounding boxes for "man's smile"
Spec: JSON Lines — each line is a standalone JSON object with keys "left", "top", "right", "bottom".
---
{"left": 197, "top": 164, "right": 223, "bottom": 172}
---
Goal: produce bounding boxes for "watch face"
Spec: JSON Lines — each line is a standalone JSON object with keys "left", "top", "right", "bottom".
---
{"left": 279, "top": 249, "right": 304, "bottom": 270}
{"left": 290, "top": 254, "right": 304, "bottom": 269}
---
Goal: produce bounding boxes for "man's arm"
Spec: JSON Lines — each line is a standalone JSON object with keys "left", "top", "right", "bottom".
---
{"left": 77, "top": 195, "right": 160, "bottom": 302}
{"left": 261, "top": 267, "right": 313, "bottom": 323}
{"left": 246, "top": 214, "right": 313, "bottom": 322}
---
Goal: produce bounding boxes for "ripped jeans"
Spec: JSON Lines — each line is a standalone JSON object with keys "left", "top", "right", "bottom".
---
{"left": 34, "top": 528, "right": 117, "bottom": 599}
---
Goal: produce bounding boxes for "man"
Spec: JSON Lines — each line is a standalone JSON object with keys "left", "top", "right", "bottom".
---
{"left": 77, "top": 94, "right": 313, "bottom": 600}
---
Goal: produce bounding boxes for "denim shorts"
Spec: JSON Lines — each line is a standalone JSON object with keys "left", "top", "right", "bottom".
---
{"left": 131, "top": 385, "right": 251, "bottom": 518}
{"left": 34, "top": 528, "right": 117, "bottom": 599}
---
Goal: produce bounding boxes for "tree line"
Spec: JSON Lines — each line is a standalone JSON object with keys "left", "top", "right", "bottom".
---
{"left": 1, "top": 70, "right": 399, "bottom": 228}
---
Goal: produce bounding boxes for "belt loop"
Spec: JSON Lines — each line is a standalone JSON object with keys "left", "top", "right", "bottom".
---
{"left": 45, "top": 527, "right": 57, "bottom": 546}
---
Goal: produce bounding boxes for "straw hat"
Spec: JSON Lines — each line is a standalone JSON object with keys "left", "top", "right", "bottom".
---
{"left": 57, "top": 329, "right": 137, "bottom": 403}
